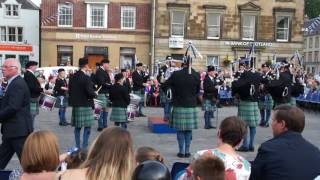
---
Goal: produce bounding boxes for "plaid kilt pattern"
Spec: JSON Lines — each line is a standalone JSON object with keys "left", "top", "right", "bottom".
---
{"left": 71, "top": 107, "right": 94, "bottom": 128}
{"left": 110, "top": 107, "right": 128, "bottom": 123}
{"left": 258, "top": 94, "right": 274, "bottom": 110}
{"left": 290, "top": 97, "right": 296, "bottom": 106}
{"left": 55, "top": 96, "right": 68, "bottom": 108}
{"left": 30, "top": 102, "right": 39, "bottom": 115}
{"left": 170, "top": 107, "right": 199, "bottom": 131}
{"left": 97, "top": 93, "right": 108, "bottom": 109}
{"left": 238, "top": 100, "right": 260, "bottom": 127}
{"left": 202, "top": 99, "right": 216, "bottom": 112}
{"left": 133, "top": 90, "right": 144, "bottom": 102}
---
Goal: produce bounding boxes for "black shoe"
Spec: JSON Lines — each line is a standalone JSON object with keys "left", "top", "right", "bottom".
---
{"left": 185, "top": 153, "right": 191, "bottom": 158}
{"left": 236, "top": 147, "right": 249, "bottom": 152}
{"left": 249, "top": 147, "right": 255, "bottom": 152}
{"left": 177, "top": 153, "right": 185, "bottom": 158}
{"left": 59, "top": 122, "right": 68, "bottom": 126}
{"left": 259, "top": 122, "right": 265, "bottom": 127}
{"left": 263, "top": 123, "right": 269, "bottom": 128}
{"left": 139, "top": 114, "right": 146, "bottom": 117}
{"left": 97, "top": 127, "right": 103, "bottom": 132}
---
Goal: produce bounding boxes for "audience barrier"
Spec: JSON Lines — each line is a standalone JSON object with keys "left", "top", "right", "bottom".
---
{"left": 296, "top": 90, "right": 320, "bottom": 105}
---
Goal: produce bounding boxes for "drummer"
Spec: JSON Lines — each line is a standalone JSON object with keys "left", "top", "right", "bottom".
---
{"left": 132, "top": 63, "right": 148, "bottom": 117}
{"left": 54, "top": 68, "right": 69, "bottom": 126}
{"left": 24, "top": 61, "right": 43, "bottom": 126}
{"left": 69, "top": 57, "right": 97, "bottom": 149}
{"left": 109, "top": 73, "right": 130, "bottom": 129}
{"left": 95, "top": 59, "right": 112, "bottom": 132}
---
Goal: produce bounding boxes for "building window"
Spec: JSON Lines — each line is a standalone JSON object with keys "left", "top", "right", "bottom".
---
{"left": 5, "top": 54, "right": 16, "bottom": 59}
{"left": 315, "top": 51, "right": 319, "bottom": 62}
{"left": 315, "top": 36, "right": 319, "bottom": 49}
{"left": 17, "top": 27, "right": 23, "bottom": 42}
{"left": 5, "top": 4, "right": 19, "bottom": 17}
{"left": 309, "top": 37, "right": 313, "bottom": 48}
{"left": 58, "top": 4, "right": 73, "bottom": 27}
{"left": 0, "top": 27, "right": 6, "bottom": 42}
{"left": 121, "top": 6, "right": 136, "bottom": 30}
{"left": 120, "top": 47, "right": 136, "bottom": 69}
{"left": 304, "top": 52, "right": 307, "bottom": 62}
{"left": 308, "top": 52, "right": 313, "bottom": 62}
{"left": 207, "top": 56, "right": 219, "bottom": 67}
{"left": 241, "top": 15, "right": 255, "bottom": 41}
{"left": 304, "top": 38, "right": 307, "bottom": 49}
{"left": 8, "top": 27, "right": 16, "bottom": 42}
{"left": 19, "top": 55, "right": 29, "bottom": 68}
{"left": 171, "top": 11, "right": 185, "bottom": 37}
{"left": 276, "top": 16, "right": 290, "bottom": 42}
{"left": 87, "top": 4, "right": 107, "bottom": 28}
{"left": 57, "top": 46, "right": 73, "bottom": 66}
{"left": 207, "top": 13, "right": 220, "bottom": 39}
{"left": 312, "top": 67, "right": 315, "bottom": 74}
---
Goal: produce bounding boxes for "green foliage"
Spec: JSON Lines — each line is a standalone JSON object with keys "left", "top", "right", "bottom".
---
{"left": 305, "top": 0, "right": 320, "bottom": 19}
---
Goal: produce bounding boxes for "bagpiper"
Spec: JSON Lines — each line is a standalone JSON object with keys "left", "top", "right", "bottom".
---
{"left": 258, "top": 64, "right": 274, "bottom": 127}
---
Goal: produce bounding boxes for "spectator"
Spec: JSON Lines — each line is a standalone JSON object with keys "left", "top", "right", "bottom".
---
{"left": 192, "top": 155, "right": 225, "bottom": 180}
{"left": 64, "top": 148, "right": 87, "bottom": 169}
{"left": 11, "top": 131, "right": 60, "bottom": 180}
{"left": 250, "top": 105, "right": 320, "bottom": 180}
{"left": 132, "top": 160, "right": 171, "bottom": 180}
{"left": 179, "top": 116, "right": 250, "bottom": 180}
{"left": 58, "top": 127, "right": 135, "bottom": 180}
{"left": 136, "top": 146, "right": 164, "bottom": 164}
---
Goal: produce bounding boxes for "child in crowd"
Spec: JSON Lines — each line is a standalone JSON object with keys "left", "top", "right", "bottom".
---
{"left": 192, "top": 155, "right": 225, "bottom": 180}
{"left": 135, "top": 146, "right": 164, "bottom": 164}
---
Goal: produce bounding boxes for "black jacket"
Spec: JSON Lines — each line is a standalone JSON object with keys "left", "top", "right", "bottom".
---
{"left": 0, "top": 76, "right": 33, "bottom": 138}
{"left": 123, "top": 78, "right": 131, "bottom": 93}
{"left": 268, "top": 71, "right": 292, "bottom": 104}
{"left": 203, "top": 75, "right": 219, "bottom": 100}
{"left": 232, "top": 70, "right": 262, "bottom": 102}
{"left": 24, "top": 70, "right": 42, "bottom": 98}
{"left": 94, "top": 67, "right": 111, "bottom": 94}
{"left": 164, "top": 67, "right": 200, "bottom": 107}
{"left": 250, "top": 131, "right": 320, "bottom": 180}
{"left": 132, "top": 70, "right": 147, "bottom": 91}
{"left": 68, "top": 70, "right": 96, "bottom": 107}
{"left": 109, "top": 83, "right": 130, "bottom": 108}
{"left": 54, "top": 78, "right": 68, "bottom": 97}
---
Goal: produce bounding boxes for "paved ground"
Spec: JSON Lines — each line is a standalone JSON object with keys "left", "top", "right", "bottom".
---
{"left": 3, "top": 106, "right": 320, "bottom": 170}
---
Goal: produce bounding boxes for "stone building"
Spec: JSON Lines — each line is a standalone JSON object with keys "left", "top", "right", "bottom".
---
{"left": 41, "top": 0, "right": 150, "bottom": 69}
{"left": 304, "top": 17, "right": 320, "bottom": 75}
{"left": 152, "top": 0, "right": 305, "bottom": 71}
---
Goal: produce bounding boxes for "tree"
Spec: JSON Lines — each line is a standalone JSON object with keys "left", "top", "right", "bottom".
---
{"left": 305, "top": 0, "right": 320, "bottom": 19}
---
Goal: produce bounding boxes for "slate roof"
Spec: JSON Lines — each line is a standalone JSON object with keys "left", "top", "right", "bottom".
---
{"left": 0, "top": 0, "right": 39, "bottom": 10}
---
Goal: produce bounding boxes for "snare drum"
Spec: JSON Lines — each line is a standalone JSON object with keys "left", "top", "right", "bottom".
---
{"left": 39, "top": 93, "right": 57, "bottom": 111}
{"left": 94, "top": 99, "right": 103, "bottom": 119}
{"left": 127, "top": 104, "right": 137, "bottom": 120}
{"left": 130, "top": 93, "right": 141, "bottom": 105}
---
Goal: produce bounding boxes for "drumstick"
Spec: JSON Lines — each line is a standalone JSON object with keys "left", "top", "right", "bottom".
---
{"left": 96, "top": 86, "right": 103, "bottom": 94}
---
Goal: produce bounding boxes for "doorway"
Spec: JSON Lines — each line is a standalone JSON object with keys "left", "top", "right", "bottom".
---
{"left": 88, "top": 55, "right": 104, "bottom": 70}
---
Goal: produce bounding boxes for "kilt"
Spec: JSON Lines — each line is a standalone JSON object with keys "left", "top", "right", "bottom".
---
{"left": 55, "top": 96, "right": 68, "bottom": 108}
{"left": 30, "top": 101, "right": 39, "bottom": 116}
{"left": 110, "top": 107, "right": 128, "bottom": 123}
{"left": 71, "top": 107, "right": 94, "bottom": 128}
{"left": 238, "top": 100, "right": 260, "bottom": 127}
{"left": 97, "top": 93, "right": 108, "bottom": 109}
{"left": 202, "top": 99, "right": 216, "bottom": 112}
{"left": 170, "top": 107, "right": 199, "bottom": 131}
{"left": 258, "top": 94, "right": 274, "bottom": 110}
{"left": 133, "top": 90, "right": 144, "bottom": 102}
{"left": 290, "top": 97, "right": 296, "bottom": 106}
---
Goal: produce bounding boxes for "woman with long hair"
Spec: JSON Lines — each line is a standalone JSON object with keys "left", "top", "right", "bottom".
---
{"left": 58, "top": 127, "right": 135, "bottom": 180}
{"left": 11, "top": 131, "right": 60, "bottom": 180}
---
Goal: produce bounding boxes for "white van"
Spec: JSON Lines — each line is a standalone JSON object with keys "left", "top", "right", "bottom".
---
{"left": 36, "top": 66, "right": 79, "bottom": 80}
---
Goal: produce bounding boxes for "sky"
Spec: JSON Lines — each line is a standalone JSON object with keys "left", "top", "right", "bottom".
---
{"left": 30, "top": 0, "right": 41, "bottom": 6}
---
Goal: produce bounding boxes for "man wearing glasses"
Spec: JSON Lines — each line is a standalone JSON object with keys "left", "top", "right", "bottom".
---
{"left": 0, "top": 59, "right": 33, "bottom": 169}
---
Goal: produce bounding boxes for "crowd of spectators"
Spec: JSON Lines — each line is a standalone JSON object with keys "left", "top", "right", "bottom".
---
{"left": 3, "top": 105, "right": 319, "bottom": 180}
